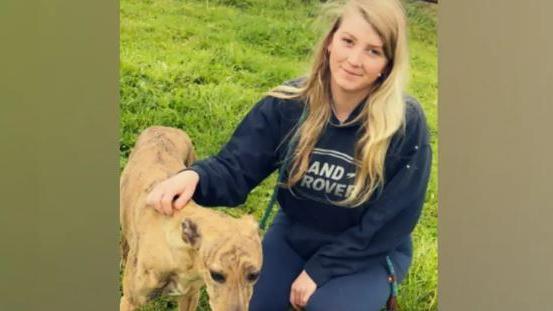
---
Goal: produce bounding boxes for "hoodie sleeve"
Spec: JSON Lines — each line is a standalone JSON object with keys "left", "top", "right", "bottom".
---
{"left": 186, "top": 96, "right": 284, "bottom": 207}
{"left": 303, "top": 100, "right": 433, "bottom": 287}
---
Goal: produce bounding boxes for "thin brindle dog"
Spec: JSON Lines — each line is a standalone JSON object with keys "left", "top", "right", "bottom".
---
{"left": 120, "top": 126, "right": 262, "bottom": 311}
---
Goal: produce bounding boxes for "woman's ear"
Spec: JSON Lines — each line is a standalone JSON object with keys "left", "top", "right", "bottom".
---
{"left": 382, "top": 61, "right": 393, "bottom": 79}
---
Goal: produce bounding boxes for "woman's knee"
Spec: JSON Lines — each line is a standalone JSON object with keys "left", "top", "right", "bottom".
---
{"left": 249, "top": 293, "right": 291, "bottom": 311}
{"left": 249, "top": 284, "right": 291, "bottom": 311}
{"left": 304, "top": 267, "right": 390, "bottom": 311}
{"left": 305, "top": 292, "right": 388, "bottom": 311}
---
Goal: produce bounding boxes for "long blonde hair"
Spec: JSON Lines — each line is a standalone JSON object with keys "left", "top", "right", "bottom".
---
{"left": 269, "top": 0, "right": 409, "bottom": 207}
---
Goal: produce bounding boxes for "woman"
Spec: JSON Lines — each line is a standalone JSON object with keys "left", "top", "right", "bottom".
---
{"left": 147, "top": 0, "right": 432, "bottom": 310}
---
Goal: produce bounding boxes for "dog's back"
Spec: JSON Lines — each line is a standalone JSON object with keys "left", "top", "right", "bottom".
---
{"left": 120, "top": 126, "right": 196, "bottom": 261}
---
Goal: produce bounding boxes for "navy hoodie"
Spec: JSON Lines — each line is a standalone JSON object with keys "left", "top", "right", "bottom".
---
{"left": 187, "top": 88, "right": 432, "bottom": 287}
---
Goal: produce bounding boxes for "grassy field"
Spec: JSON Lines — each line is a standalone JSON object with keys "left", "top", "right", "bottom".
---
{"left": 120, "top": 0, "right": 437, "bottom": 310}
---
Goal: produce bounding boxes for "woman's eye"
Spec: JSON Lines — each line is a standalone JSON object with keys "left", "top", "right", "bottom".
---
{"left": 342, "top": 38, "right": 353, "bottom": 45}
{"left": 367, "top": 49, "right": 381, "bottom": 56}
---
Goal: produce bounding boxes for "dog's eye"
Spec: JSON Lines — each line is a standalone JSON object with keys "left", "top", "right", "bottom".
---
{"left": 210, "top": 271, "right": 226, "bottom": 283}
{"left": 246, "top": 272, "right": 260, "bottom": 282}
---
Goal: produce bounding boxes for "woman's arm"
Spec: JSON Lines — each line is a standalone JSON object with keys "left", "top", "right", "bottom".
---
{"left": 186, "top": 96, "right": 286, "bottom": 207}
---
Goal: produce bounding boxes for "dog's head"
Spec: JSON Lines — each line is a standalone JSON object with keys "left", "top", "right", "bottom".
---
{"left": 181, "top": 213, "right": 262, "bottom": 311}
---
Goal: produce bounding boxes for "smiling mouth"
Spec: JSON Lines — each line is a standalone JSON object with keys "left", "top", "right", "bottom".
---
{"left": 341, "top": 67, "right": 362, "bottom": 76}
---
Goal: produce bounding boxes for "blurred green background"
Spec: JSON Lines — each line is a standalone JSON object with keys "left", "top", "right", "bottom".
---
{"left": 120, "top": 0, "right": 437, "bottom": 310}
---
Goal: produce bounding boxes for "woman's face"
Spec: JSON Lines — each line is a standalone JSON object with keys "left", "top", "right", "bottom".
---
{"left": 327, "top": 10, "right": 389, "bottom": 98}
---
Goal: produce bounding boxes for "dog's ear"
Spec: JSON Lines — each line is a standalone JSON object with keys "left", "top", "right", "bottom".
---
{"left": 181, "top": 218, "right": 201, "bottom": 247}
{"left": 240, "top": 214, "right": 262, "bottom": 237}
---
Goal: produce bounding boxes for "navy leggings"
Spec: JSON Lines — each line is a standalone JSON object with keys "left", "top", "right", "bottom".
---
{"left": 249, "top": 211, "right": 412, "bottom": 311}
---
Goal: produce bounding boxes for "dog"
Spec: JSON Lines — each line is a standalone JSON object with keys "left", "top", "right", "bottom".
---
{"left": 120, "top": 126, "right": 262, "bottom": 311}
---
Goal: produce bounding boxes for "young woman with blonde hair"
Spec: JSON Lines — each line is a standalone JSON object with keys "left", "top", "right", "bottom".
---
{"left": 147, "top": 0, "right": 432, "bottom": 310}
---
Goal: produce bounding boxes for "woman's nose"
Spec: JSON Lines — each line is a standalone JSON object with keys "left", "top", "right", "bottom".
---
{"left": 346, "top": 49, "right": 363, "bottom": 67}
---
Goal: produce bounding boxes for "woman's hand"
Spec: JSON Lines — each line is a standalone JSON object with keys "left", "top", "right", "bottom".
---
{"left": 146, "top": 170, "right": 200, "bottom": 216}
{"left": 289, "top": 270, "right": 317, "bottom": 310}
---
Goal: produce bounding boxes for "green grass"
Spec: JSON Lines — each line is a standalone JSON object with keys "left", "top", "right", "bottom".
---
{"left": 120, "top": 0, "right": 437, "bottom": 310}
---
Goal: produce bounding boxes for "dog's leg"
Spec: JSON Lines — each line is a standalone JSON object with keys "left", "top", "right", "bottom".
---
{"left": 119, "top": 295, "right": 138, "bottom": 311}
{"left": 177, "top": 287, "right": 201, "bottom": 311}
{"left": 120, "top": 251, "right": 143, "bottom": 311}
{"left": 120, "top": 268, "right": 136, "bottom": 311}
